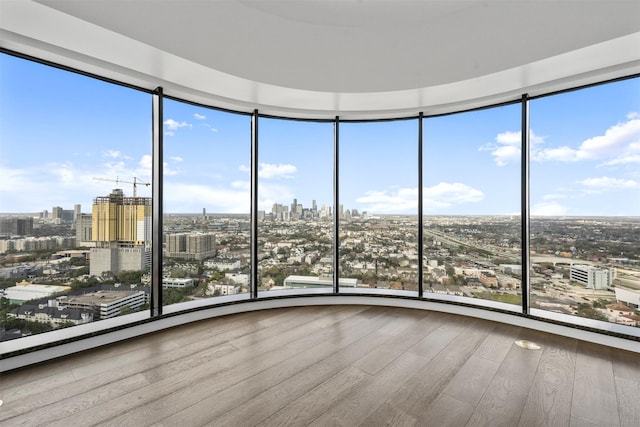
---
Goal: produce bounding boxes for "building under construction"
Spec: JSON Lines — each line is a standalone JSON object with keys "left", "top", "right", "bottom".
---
{"left": 92, "top": 189, "right": 152, "bottom": 246}
{"left": 90, "top": 189, "right": 152, "bottom": 276}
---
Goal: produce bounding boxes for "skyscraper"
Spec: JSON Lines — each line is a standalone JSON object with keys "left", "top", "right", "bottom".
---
{"left": 92, "top": 188, "right": 152, "bottom": 246}
{"left": 90, "top": 189, "right": 152, "bottom": 275}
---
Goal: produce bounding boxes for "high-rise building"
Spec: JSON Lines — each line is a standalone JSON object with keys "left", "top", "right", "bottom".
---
{"left": 52, "top": 206, "right": 74, "bottom": 223}
{"left": 0, "top": 217, "right": 33, "bottom": 236}
{"left": 76, "top": 213, "right": 94, "bottom": 247}
{"left": 92, "top": 189, "right": 152, "bottom": 246}
{"left": 165, "top": 232, "right": 216, "bottom": 261}
{"left": 51, "top": 206, "right": 62, "bottom": 220}
{"left": 90, "top": 189, "right": 152, "bottom": 275}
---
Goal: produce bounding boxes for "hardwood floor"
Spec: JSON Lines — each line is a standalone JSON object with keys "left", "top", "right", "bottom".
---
{"left": 1, "top": 305, "right": 639, "bottom": 426}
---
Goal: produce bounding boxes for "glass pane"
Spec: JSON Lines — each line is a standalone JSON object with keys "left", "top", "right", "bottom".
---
{"left": 258, "top": 118, "right": 334, "bottom": 292}
{"left": 424, "top": 105, "right": 522, "bottom": 305}
{"left": 160, "top": 100, "right": 251, "bottom": 306}
{"left": 0, "top": 54, "right": 151, "bottom": 339}
{"left": 340, "top": 120, "right": 419, "bottom": 292}
{"left": 530, "top": 77, "right": 640, "bottom": 328}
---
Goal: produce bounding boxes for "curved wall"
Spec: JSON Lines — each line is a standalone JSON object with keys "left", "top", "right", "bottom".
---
{"left": 1, "top": 50, "right": 639, "bottom": 372}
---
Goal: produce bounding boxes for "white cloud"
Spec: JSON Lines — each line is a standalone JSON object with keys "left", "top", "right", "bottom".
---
{"left": 169, "top": 156, "right": 184, "bottom": 162}
{"left": 103, "top": 161, "right": 126, "bottom": 171}
{"left": 483, "top": 115, "right": 640, "bottom": 167}
{"left": 354, "top": 182, "right": 484, "bottom": 213}
{"left": 601, "top": 154, "right": 640, "bottom": 166}
{"left": 258, "top": 183, "right": 295, "bottom": 211}
{"left": 194, "top": 113, "right": 206, "bottom": 120}
{"left": 537, "top": 114, "right": 640, "bottom": 164}
{"left": 139, "top": 155, "right": 152, "bottom": 174}
{"left": 577, "top": 176, "right": 639, "bottom": 193}
{"left": 480, "top": 130, "right": 544, "bottom": 166}
{"left": 239, "top": 164, "right": 250, "bottom": 173}
{"left": 423, "top": 182, "right": 484, "bottom": 210}
{"left": 163, "top": 119, "right": 192, "bottom": 133}
{"left": 535, "top": 145, "right": 582, "bottom": 162}
{"left": 260, "top": 163, "right": 297, "bottom": 179}
{"left": 531, "top": 201, "right": 568, "bottom": 216}
{"left": 356, "top": 187, "right": 418, "bottom": 213}
{"left": 102, "top": 150, "right": 122, "bottom": 158}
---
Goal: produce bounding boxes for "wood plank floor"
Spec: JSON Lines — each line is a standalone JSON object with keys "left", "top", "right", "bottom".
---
{"left": 1, "top": 305, "right": 639, "bottom": 426}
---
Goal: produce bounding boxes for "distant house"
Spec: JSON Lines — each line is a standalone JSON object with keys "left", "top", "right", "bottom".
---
{"left": 162, "top": 277, "right": 195, "bottom": 288}
{"left": 9, "top": 299, "right": 93, "bottom": 325}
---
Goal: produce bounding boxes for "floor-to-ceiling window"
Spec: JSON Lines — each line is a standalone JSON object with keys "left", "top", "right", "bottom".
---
{"left": 423, "top": 105, "right": 522, "bottom": 306}
{"left": 258, "top": 118, "right": 334, "bottom": 292}
{"left": 530, "top": 77, "right": 640, "bottom": 327}
{"left": 0, "top": 53, "right": 152, "bottom": 339}
{"left": 2, "top": 50, "right": 639, "bottom": 350}
{"left": 339, "top": 120, "right": 419, "bottom": 292}
{"left": 162, "top": 99, "right": 251, "bottom": 306}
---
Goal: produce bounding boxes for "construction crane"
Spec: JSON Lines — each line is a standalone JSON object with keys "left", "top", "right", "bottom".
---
{"left": 93, "top": 176, "right": 150, "bottom": 197}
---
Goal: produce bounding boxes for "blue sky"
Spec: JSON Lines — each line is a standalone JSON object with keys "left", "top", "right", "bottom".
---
{"left": 1, "top": 53, "right": 639, "bottom": 216}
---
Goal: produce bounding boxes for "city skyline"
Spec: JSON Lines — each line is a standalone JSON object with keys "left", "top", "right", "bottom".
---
{"left": 1, "top": 53, "right": 639, "bottom": 216}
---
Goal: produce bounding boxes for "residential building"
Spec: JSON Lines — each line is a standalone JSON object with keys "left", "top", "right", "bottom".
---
{"left": 9, "top": 299, "right": 93, "bottom": 325}
{"left": 162, "top": 277, "right": 195, "bottom": 288}
{"left": 0, "top": 217, "right": 33, "bottom": 236}
{"left": 165, "top": 232, "right": 216, "bottom": 261}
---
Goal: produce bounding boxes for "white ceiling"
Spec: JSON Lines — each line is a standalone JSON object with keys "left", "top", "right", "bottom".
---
{"left": 2, "top": 0, "right": 640, "bottom": 119}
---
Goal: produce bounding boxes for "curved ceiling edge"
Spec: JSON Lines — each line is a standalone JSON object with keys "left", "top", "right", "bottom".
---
{"left": 2, "top": 1, "right": 639, "bottom": 120}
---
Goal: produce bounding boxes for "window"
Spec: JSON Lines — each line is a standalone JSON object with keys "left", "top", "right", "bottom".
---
{"left": 423, "top": 105, "right": 522, "bottom": 306}
{"left": 162, "top": 100, "right": 251, "bottom": 305}
{"left": 258, "top": 118, "right": 334, "bottom": 292}
{"left": 340, "top": 120, "right": 419, "bottom": 293}
{"left": 0, "top": 53, "right": 151, "bottom": 337}
{"left": 530, "top": 77, "right": 640, "bottom": 327}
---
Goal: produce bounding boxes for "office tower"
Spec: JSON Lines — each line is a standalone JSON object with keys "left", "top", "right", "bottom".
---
{"left": 52, "top": 206, "right": 63, "bottom": 220}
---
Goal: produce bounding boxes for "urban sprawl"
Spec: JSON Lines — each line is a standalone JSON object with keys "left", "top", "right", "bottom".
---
{"left": 1, "top": 190, "right": 639, "bottom": 341}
